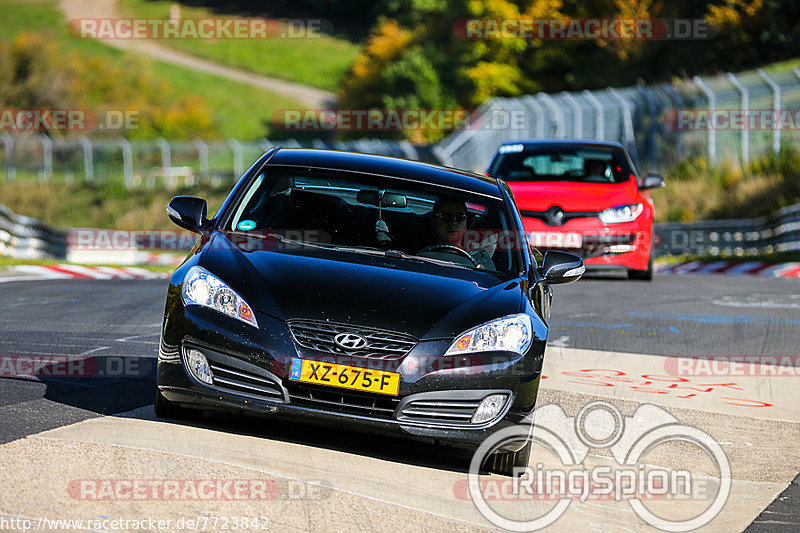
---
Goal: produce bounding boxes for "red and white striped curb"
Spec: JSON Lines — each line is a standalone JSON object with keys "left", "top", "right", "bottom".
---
{"left": 5, "top": 261, "right": 799, "bottom": 281}
{"left": 656, "top": 261, "right": 800, "bottom": 278}
{"left": 0, "top": 264, "right": 168, "bottom": 283}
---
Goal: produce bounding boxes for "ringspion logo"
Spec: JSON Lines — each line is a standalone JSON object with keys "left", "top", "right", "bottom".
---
{"left": 467, "top": 401, "right": 730, "bottom": 531}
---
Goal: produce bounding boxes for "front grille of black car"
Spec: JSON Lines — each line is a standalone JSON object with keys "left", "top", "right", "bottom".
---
{"left": 287, "top": 319, "right": 417, "bottom": 360}
{"left": 286, "top": 383, "right": 400, "bottom": 419}
{"left": 396, "top": 398, "right": 482, "bottom": 424}
{"left": 208, "top": 361, "right": 286, "bottom": 402}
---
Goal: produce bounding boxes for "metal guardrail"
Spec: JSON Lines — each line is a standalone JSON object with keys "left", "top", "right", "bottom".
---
{"left": 654, "top": 204, "right": 800, "bottom": 257}
{"left": 3, "top": 202, "right": 799, "bottom": 262}
{"left": 0, "top": 204, "right": 67, "bottom": 259}
{"left": 435, "top": 67, "right": 800, "bottom": 174}
{"left": 0, "top": 135, "right": 438, "bottom": 188}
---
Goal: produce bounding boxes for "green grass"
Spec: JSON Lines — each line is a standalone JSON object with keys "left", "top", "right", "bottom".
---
{"left": 763, "top": 57, "right": 800, "bottom": 73}
{"left": 0, "top": 181, "right": 231, "bottom": 230}
{"left": 119, "top": 0, "right": 360, "bottom": 92}
{"left": 0, "top": 0, "right": 304, "bottom": 139}
{"left": 650, "top": 146, "right": 800, "bottom": 223}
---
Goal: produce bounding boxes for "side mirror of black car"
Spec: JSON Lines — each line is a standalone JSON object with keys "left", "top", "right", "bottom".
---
{"left": 539, "top": 250, "right": 584, "bottom": 284}
{"left": 167, "top": 196, "right": 209, "bottom": 232}
{"left": 641, "top": 172, "right": 665, "bottom": 190}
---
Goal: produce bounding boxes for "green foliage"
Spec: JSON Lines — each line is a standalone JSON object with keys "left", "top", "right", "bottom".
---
{"left": 651, "top": 145, "right": 800, "bottom": 222}
{"left": 377, "top": 46, "right": 455, "bottom": 142}
{"left": 0, "top": 32, "right": 218, "bottom": 140}
{"left": 338, "top": 0, "right": 800, "bottom": 142}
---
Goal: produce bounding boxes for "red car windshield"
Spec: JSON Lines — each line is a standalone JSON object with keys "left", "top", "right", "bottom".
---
{"left": 489, "top": 147, "right": 634, "bottom": 184}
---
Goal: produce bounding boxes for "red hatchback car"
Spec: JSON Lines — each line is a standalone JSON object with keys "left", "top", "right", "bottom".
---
{"left": 486, "top": 140, "right": 664, "bottom": 280}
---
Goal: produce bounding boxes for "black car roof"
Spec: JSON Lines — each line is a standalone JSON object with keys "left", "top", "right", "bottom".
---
{"left": 499, "top": 139, "right": 627, "bottom": 151}
{"left": 266, "top": 148, "right": 503, "bottom": 199}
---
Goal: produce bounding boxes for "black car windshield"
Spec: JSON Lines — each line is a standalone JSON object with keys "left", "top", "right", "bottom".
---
{"left": 225, "top": 167, "right": 520, "bottom": 273}
{"left": 489, "top": 146, "right": 634, "bottom": 184}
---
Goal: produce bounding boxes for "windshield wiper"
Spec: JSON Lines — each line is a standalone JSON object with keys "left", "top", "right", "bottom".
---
{"left": 306, "top": 243, "right": 390, "bottom": 256}
{"left": 225, "top": 231, "right": 472, "bottom": 268}
{"left": 384, "top": 249, "right": 472, "bottom": 269}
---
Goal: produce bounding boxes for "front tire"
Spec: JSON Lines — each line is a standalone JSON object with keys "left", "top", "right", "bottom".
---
{"left": 154, "top": 389, "right": 195, "bottom": 420}
{"left": 628, "top": 253, "right": 653, "bottom": 281}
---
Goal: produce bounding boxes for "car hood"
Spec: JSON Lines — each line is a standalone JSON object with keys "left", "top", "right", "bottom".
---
{"left": 510, "top": 180, "right": 639, "bottom": 212}
{"left": 200, "top": 232, "right": 524, "bottom": 340}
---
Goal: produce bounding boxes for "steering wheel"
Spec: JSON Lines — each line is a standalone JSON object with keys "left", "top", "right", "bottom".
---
{"left": 417, "top": 244, "right": 479, "bottom": 267}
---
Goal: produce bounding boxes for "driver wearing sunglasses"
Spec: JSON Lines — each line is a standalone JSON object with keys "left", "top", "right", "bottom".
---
{"left": 431, "top": 200, "right": 468, "bottom": 245}
{"left": 424, "top": 198, "right": 495, "bottom": 269}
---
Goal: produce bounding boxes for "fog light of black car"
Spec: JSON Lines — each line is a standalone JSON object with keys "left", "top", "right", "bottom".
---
{"left": 471, "top": 394, "right": 508, "bottom": 423}
{"left": 185, "top": 348, "right": 214, "bottom": 385}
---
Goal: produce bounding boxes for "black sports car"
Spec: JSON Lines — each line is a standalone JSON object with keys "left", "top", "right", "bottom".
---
{"left": 156, "top": 148, "right": 583, "bottom": 474}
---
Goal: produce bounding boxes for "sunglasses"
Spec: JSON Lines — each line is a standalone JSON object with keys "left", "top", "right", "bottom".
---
{"left": 434, "top": 212, "right": 467, "bottom": 222}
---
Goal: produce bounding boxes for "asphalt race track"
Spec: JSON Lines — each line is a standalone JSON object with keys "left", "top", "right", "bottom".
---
{"left": 0, "top": 274, "right": 798, "bottom": 532}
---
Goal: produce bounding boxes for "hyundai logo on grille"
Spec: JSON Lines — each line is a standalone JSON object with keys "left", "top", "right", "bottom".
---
{"left": 334, "top": 333, "right": 368, "bottom": 351}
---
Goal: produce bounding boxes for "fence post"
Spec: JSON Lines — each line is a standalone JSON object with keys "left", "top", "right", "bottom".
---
{"left": 560, "top": 91, "right": 583, "bottom": 139}
{"left": 39, "top": 134, "right": 53, "bottom": 182}
{"left": 726, "top": 73, "right": 749, "bottom": 165}
{"left": 606, "top": 88, "right": 635, "bottom": 153}
{"left": 538, "top": 93, "right": 564, "bottom": 138}
{"left": 522, "top": 95, "right": 546, "bottom": 138}
{"left": 758, "top": 69, "right": 781, "bottom": 154}
{"left": 662, "top": 84, "right": 684, "bottom": 160}
{"left": 193, "top": 138, "right": 209, "bottom": 180}
{"left": 692, "top": 76, "right": 717, "bottom": 163}
{"left": 228, "top": 138, "right": 244, "bottom": 178}
{"left": 582, "top": 90, "right": 604, "bottom": 140}
{"left": 1, "top": 133, "right": 14, "bottom": 182}
{"left": 79, "top": 136, "right": 94, "bottom": 184}
{"left": 636, "top": 87, "right": 659, "bottom": 169}
{"left": 117, "top": 138, "right": 133, "bottom": 188}
{"left": 157, "top": 137, "right": 171, "bottom": 170}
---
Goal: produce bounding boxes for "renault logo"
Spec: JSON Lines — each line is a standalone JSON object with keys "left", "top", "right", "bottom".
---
{"left": 544, "top": 206, "right": 566, "bottom": 226}
{"left": 334, "top": 333, "right": 368, "bottom": 351}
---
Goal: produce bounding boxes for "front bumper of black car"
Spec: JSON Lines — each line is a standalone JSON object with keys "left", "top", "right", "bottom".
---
{"left": 157, "top": 302, "right": 545, "bottom": 448}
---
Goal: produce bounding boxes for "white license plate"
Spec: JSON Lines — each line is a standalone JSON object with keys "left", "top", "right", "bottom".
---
{"left": 528, "top": 232, "right": 582, "bottom": 249}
